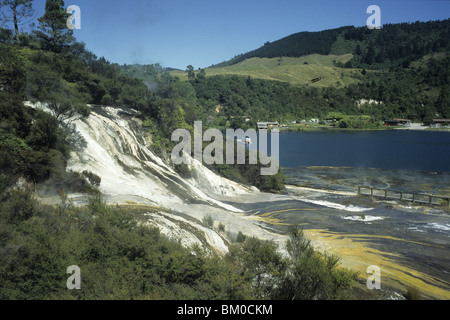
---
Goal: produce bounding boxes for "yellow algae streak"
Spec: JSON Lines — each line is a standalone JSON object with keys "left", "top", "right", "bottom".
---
{"left": 303, "top": 229, "right": 450, "bottom": 300}
{"left": 249, "top": 208, "right": 319, "bottom": 226}
{"left": 260, "top": 208, "right": 319, "bottom": 216}
{"left": 248, "top": 214, "right": 290, "bottom": 226}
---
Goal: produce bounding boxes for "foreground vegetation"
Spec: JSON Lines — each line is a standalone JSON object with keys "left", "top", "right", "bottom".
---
{"left": 0, "top": 188, "right": 357, "bottom": 300}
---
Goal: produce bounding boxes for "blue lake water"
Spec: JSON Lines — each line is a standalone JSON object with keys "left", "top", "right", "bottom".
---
{"left": 278, "top": 130, "right": 450, "bottom": 173}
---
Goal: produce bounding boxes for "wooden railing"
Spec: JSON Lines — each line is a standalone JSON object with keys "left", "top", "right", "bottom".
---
{"left": 357, "top": 186, "right": 450, "bottom": 206}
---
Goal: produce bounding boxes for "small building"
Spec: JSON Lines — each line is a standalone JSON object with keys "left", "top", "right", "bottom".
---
{"left": 432, "top": 119, "right": 450, "bottom": 127}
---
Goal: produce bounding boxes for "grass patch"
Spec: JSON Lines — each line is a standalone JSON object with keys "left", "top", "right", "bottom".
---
{"left": 171, "top": 54, "right": 362, "bottom": 88}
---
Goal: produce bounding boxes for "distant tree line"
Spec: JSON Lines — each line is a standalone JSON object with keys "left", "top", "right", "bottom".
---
{"left": 212, "top": 26, "right": 351, "bottom": 68}
{"left": 187, "top": 54, "right": 450, "bottom": 124}
{"left": 212, "top": 19, "right": 450, "bottom": 70}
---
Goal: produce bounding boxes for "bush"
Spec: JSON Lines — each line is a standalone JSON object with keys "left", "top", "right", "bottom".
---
{"left": 271, "top": 229, "right": 358, "bottom": 300}
{"left": 174, "top": 163, "right": 192, "bottom": 178}
{"left": 82, "top": 171, "right": 101, "bottom": 187}
{"left": 227, "top": 237, "right": 287, "bottom": 298}
{"left": 202, "top": 215, "right": 214, "bottom": 227}
{"left": 0, "top": 187, "right": 39, "bottom": 225}
{"left": 405, "top": 286, "right": 422, "bottom": 300}
{"left": 236, "top": 231, "right": 247, "bottom": 243}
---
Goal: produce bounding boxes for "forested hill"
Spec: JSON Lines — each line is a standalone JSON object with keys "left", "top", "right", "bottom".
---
{"left": 212, "top": 19, "right": 450, "bottom": 69}
{"left": 161, "top": 18, "right": 449, "bottom": 125}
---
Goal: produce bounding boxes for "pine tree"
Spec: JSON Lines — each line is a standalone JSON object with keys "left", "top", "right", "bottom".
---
{"left": 37, "top": 0, "right": 73, "bottom": 52}
{"left": 0, "top": 0, "right": 34, "bottom": 44}
{"left": 364, "top": 44, "right": 375, "bottom": 65}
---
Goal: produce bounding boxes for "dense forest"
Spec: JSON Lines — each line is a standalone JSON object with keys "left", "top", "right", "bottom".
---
{"left": 173, "top": 53, "right": 449, "bottom": 126}
{"left": 212, "top": 19, "right": 450, "bottom": 70}
{"left": 123, "top": 20, "right": 450, "bottom": 129}
{"left": 203, "top": 19, "right": 450, "bottom": 123}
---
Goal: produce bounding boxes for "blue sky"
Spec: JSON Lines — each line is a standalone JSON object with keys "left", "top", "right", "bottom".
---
{"left": 21, "top": 0, "right": 450, "bottom": 69}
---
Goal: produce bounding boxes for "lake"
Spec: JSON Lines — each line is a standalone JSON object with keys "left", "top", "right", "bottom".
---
{"left": 278, "top": 130, "right": 450, "bottom": 172}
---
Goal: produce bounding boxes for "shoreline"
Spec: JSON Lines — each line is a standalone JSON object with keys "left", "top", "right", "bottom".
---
{"left": 279, "top": 123, "right": 450, "bottom": 133}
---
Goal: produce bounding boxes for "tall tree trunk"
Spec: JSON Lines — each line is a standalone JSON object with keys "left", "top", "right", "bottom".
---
{"left": 13, "top": 0, "right": 20, "bottom": 44}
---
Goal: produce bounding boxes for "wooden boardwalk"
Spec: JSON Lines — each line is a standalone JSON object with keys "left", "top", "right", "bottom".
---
{"left": 357, "top": 186, "right": 450, "bottom": 206}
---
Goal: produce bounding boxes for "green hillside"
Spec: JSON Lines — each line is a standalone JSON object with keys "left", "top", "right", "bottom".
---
{"left": 211, "top": 26, "right": 352, "bottom": 67}
{"left": 170, "top": 54, "right": 363, "bottom": 88}
{"left": 170, "top": 19, "right": 450, "bottom": 89}
{"left": 211, "top": 19, "right": 450, "bottom": 70}
{"left": 163, "top": 19, "right": 450, "bottom": 125}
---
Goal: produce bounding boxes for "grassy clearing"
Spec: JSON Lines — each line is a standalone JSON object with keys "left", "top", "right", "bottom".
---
{"left": 171, "top": 54, "right": 363, "bottom": 88}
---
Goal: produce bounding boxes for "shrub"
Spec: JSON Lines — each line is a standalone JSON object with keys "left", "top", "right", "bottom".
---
{"left": 0, "top": 187, "right": 39, "bottom": 225}
{"left": 202, "top": 215, "right": 214, "bottom": 227}
{"left": 82, "top": 170, "right": 101, "bottom": 187}
{"left": 236, "top": 231, "right": 247, "bottom": 243}
{"left": 405, "top": 286, "right": 422, "bottom": 300}
{"left": 271, "top": 229, "right": 358, "bottom": 300}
